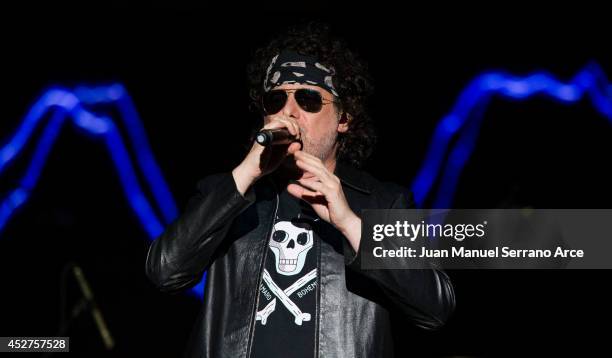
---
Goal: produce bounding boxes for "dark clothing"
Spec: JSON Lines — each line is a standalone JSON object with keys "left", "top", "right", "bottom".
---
{"left": 146, "top": 163, "right": 455, "bottom": 358}
{"left": 251, "top": 184, "right": 319, "bottom": 358}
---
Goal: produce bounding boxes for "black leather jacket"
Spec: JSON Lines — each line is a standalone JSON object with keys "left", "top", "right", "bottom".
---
{"left": 146, "top": 163, "right": 455, "bottom": 357}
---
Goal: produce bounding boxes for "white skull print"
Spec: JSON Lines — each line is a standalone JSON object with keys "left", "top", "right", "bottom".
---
{"left": 269, "top": 220, "right": 314, "bottom": 276}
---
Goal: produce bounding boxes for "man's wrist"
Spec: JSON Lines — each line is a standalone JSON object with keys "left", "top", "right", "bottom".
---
{"left": 232, "top": 163, "right": 259, "bottom": 196}
{"left": 338, "top": 213, "right": 362, "bottom": 252}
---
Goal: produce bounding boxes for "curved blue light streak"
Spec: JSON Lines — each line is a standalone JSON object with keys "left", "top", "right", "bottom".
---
{"left": 411, "top": 62, "right": 612, "bottom": 207}
{"left": 0, "top": 85, "right": 204, "bottom": 297}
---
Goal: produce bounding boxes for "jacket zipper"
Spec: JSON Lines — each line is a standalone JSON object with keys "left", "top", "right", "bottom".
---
{"left": 245, "top": 178, "right": 279, "bottom": 358}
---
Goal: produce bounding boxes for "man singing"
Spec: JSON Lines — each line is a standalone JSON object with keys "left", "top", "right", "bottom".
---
{"left": 146, "top": 23, "right": 455, "bottom": 358}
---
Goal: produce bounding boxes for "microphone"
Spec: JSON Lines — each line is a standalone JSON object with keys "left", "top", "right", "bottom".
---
{"left": 72, "top": 265, "right": 115, "bottom": 350}
{"left": 255, "top": 128, "right": 297, "bottom": 146}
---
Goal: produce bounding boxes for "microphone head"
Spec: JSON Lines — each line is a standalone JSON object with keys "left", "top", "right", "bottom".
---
{"left": 256, "top": 132, "right": 271, "bottom": 145}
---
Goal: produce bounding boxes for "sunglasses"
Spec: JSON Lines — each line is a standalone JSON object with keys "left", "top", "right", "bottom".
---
{"left": 262, "top": 88, "right": 337, "bottom": 114}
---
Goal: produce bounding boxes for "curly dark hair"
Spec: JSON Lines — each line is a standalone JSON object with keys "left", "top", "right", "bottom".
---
{"left": 246, "top": 22, "right": 376, "bottom": 168}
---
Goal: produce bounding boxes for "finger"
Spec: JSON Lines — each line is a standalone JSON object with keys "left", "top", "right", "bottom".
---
{"left": 295, "top": 159, "right": 334, "bottom": 184}
{"left": 293, "top": 152, "right": 333, "bottom": 180}
{"left": 287, "top": 141, "right": 302, "bottom": 154}
{"left": 300, "top": 193, "right": 328, "bottom": 206}
{"left": 263, "top": 117, "right": 298, "bottom": 137}
{"left": 282, "top": 116, "right": 301, "bottom": 140}
{"left": 296, "top": 178, "right": 326, "bottom": 195}
{"left": 267, "top": 115, "right": 301, "bottom": 139}
{"left": 262, "top": 116, "right": 286, "bottom": 129}
{"left": 287, "top": 183, "right": 319, "bottom": 198}
{"left": 278, "top": 118, "right": 299, "bottom": 137}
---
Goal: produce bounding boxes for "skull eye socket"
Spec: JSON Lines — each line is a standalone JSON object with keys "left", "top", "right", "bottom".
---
{"left": 297, "top": 232, "right": 309, "bottom": 245}
{"left": 272, "top": 230, "right": 288, "bottom": 242}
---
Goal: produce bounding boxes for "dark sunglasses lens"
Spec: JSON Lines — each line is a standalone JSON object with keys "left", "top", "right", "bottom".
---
{"left": 262, "top": 90, "right": 287, "bottom": 114}
{"left": 295, "top": 89, "right": 324, "bottom": 113}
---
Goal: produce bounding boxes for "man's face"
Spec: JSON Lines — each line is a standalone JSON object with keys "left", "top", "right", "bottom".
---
{"left": 264, "top": 83, "right": 346, "bottom": 165}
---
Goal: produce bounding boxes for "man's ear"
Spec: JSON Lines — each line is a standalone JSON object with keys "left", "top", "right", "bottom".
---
{"left": 337, "top": 112, "right": 352, "bottom": 133}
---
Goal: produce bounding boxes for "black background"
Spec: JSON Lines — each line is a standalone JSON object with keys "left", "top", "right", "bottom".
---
{"left": 0, "top": 2, "right": 611, "bottom": 357}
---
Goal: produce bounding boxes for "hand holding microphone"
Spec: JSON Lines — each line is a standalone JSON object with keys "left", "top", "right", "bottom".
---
{"left": 232, "top": 116, "right": 302, "bottom": 195}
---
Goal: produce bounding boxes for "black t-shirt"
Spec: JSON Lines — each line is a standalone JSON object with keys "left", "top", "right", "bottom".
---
{"left": 251, "top": 181, "right": 319, "bottom": 358}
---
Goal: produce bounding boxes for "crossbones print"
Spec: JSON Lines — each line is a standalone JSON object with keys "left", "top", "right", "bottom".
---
{"left": 256, "top": 219, "right": 317, "bottom": 325}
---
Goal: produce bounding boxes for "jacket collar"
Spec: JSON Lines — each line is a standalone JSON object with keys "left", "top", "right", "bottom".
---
{"left": 334, "top": 162, "right": 372, "bottom": 195}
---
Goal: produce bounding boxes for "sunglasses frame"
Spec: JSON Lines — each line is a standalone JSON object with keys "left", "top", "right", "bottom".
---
{"left": 261, "top": 88, "right": 338, "bottom": 115}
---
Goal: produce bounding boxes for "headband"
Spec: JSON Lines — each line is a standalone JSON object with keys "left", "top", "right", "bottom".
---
{"left": 263, "top": 50, "right": 339, "bottom": 97}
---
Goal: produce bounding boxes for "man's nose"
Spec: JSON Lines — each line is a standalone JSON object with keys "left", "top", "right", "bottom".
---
{"left": 282, "top": 92, "right": 301, "bottom": 118}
